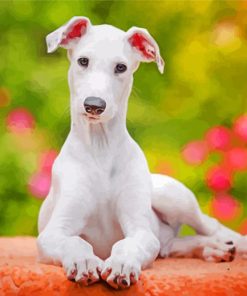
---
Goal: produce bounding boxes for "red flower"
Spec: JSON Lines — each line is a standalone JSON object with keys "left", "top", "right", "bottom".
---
{"left": 233, "top": 114, "right": 247, "bottom": 142}
{"left": 210, "top": 193, "right": 242, "bottom": 222}
{"left": 28, "top": 171, "right": 51, "bottom": 199}
{"left": 205, "top": 126, "right": 231, "bottom": 151}
{"left": 181, "top": 140, "right": 208, "bottom": 165}
{"left": 6, "top": 107, "right": 35, "bottom": 133}
{"left": 39, "top": 150, "right": 58, "bottom": 174}
{"left": 206, "top": 166, "right": 232, "bottom": 192}
{"left": 224, "top": 147, "right": 247, "bottom": 171}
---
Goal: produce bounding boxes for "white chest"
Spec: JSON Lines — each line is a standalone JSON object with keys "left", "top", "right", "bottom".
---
{"left": 76, "top": 158, "right": 125, "bottom": 259}
{"left": 80, "top": 200, "right": 124, "bottom": 259}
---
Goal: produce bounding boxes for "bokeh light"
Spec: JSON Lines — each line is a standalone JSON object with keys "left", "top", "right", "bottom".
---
{"left": 6, "top": 108, "right": 35, "bottom": 133}
{"left": 205, "top": 126, "right": 232, "bottom": 151}
{"left": 224, "top": 147, "right": 247, "bottom": 172}
{"left": 39, "top": 150, "right": 58, "bottom": 174}
{"left": 206, "top": 166, "right": 232, "bottom": 192}
{"left": 210, "top": 193, "right": 242, "bottom": 222}
{"left": 233, "top": 114, "right": 247, "bottom": 142}
{"left": 213, "top": 21, "right": 241, "bottom": 48}
{"left": 28, "top": 171, "right": 51, "bottom": 199}
{"left": 182, "top": 140, "right": 208, "bottom": 165}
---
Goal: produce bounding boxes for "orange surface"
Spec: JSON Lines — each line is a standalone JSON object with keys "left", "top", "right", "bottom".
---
{"left": 0, "top": 237, "right": 247, "bottom": 296}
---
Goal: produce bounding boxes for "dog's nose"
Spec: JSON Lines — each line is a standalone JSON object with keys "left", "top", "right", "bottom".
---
{"left": 84, "top": 97, "right": 106, "bottom": 115}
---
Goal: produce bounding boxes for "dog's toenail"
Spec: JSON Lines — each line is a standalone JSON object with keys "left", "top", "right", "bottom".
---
{"left": 122, "top": 279, "right": 128, "bottom": 286}
{"left": 220, "top": 259, "right": 226, "bottom": 262}
{"left": 87, "top": 278, "right": 92, "bottom": 284}
{"left": 113, "top": 276, "right": 118, "bottom": 284}
{"left": 226, "top": 241, "right": 233, "bottom": 245}
{"left": 230, "top": 247, "right": 236, "bottom": 254}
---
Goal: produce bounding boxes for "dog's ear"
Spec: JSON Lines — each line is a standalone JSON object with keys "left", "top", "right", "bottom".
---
{"left": 126, "top": 27, "right": 164, "bottom": 74}
{"left": 46, "top": 16, "right": 91, "bottom": 53}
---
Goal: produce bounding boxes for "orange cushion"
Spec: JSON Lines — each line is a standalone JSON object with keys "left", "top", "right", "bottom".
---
{"left": 0, "top": 237, "right": 247, "bottom": 295}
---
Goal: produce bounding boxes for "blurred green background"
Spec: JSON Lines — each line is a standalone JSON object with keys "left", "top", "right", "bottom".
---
{"left": 0, "top": 0, "right": 247, "bottom": 236}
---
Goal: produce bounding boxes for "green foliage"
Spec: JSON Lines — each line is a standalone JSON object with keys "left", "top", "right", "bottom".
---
{"left": 0, "top": 0, "right": 246, "bottom": 236}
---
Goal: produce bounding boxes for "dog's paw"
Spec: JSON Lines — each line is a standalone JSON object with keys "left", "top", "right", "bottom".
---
{"left": 60, "top": 236, "right": 103, "bottom": 285}
{"left": 202, "top": 239, "right": 236, "bottom": 262}
{"left": 101, "top": 256, "right": 141, "bottom": 289}
{"left": 159, "top": 244, "right": 171, "bottom": 258}
{"left": 63, "top": 254, "right": 103, "bottom": 285}
{"left": 159, "top": 237, "right": 174, "bottom": 258}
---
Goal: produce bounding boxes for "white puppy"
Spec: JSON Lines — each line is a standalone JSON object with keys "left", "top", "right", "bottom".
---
{"left": 37, "top": 16, "right": 246, "bottom": 289}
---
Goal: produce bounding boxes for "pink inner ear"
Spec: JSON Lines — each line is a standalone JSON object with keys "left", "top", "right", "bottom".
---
{"left": 61, "top": 19, "right": 88, "bottom": 45}
{"left": 129, "top": 33, "right": 156, "bottom": 60}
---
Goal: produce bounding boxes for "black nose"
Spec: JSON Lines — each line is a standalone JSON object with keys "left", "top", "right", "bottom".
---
{"left": 84, "top": 97, "right": 106, "bottom": 115}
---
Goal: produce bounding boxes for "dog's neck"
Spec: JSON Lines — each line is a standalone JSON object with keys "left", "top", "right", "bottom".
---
{"left": 71, "top": 112, "right": 128, "bottom": 149}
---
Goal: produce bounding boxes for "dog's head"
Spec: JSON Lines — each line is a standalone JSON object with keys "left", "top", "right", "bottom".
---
{"left": 46, "top": 16, "right": 164, "bottom": 124}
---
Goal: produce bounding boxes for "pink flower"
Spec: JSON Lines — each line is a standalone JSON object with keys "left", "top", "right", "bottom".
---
{"left": 181, "top": 140, "right": 208, "bottom": 165}
{"left": 6, "top": 107, "right": 35, "bottom": 133}
{"left": 39, "top": 150, "right": 58, "bottom": 174}
{"left": 28, "top": 171, "right": 51, "bottom": 199}
{"left": 205, "top": 126, "right": 231, "bottom": 151}
{"left": 206, "top": 166, "right": 232, "bottom": 192}
{"left": 224, "top": 147, "right": 247, "bottom": 171}
{"left": 210, "top": 193, "right": 241, "bottom": 222}
{"left": 233, "top": 114, "right": 247, "bottom": 142}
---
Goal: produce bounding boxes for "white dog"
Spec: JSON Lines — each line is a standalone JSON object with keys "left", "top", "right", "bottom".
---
{"left": 37, "top": 16, "right": 247, "bottom": 289}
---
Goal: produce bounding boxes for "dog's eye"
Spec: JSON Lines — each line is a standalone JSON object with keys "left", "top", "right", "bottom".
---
{"left": 115, "top": 63, "right": 127, "bottom": 74}
{"left": 78, "top": 57, "right": 89, "bottom": 67}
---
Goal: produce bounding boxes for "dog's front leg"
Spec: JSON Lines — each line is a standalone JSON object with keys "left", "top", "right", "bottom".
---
{"left": 37, "top": 197, "right": 103, "bottom": 285}
{"left": 101, "top": 188, "right": 160, "bottom": 289}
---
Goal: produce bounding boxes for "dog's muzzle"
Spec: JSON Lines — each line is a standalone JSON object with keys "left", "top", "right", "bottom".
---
{"left": 84, "top": 97, "right": 106, "bottom": 115}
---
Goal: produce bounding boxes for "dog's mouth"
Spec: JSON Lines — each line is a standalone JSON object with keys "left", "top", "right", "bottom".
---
{"left": 82, "top": 113, "right": 100, "bottom": 122}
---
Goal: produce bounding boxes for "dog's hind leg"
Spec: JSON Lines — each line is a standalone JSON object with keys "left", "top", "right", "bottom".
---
{"left": 164, "top": 234, "right": 236, "bottom": 262}
{"left": 151, "top": 173, "right": 245, "bottom": 260}
{"left": 151, "top": 173, "right": 220, "bottom": 236}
